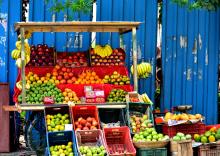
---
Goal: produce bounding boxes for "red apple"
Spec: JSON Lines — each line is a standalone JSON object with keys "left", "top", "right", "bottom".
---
{"left": 61, "top": 67, "right": 67, "bottom": 72}
{"left": 68, "top": 72, "right": 74, "bottom": 77}
{"left": 86, "top": 117, "right": 92, "bottom": 123}
{"left": 79, "top": 119, "right": 86, "bottom": 126}
{"left": 66, "top": 68, "right": 71, "bottom": 73}
{"left": 85, "top": 122, "right": 91, "bottom": 128}
{"left": 90, "top": 126, "right": 97, "bottom": 130}
{"left": 83, "top": 127, "right": 89, "bottom": 130}
{"left": 77, "top": 124, "right": 82, "bottom": 129}
{"left": 60, "top": 79, "right": 66, "bottom": 84}
{"left": 75, "top": 121, "right": 79, "bottom": 127}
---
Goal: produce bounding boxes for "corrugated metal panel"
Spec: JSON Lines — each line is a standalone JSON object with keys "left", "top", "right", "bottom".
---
{"left": 96, "top": 0, "right": 158, "bottom": 98}
{"left": 162, "top": 0, "right": 220, "bottom": 124}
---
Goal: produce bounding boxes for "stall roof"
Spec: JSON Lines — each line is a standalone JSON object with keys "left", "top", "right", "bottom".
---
{"left": 14, "top": 21, "right": 141, "bottom": 34}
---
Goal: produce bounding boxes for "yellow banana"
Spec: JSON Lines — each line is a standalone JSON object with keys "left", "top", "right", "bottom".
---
{"left": 11, "top": 49, "right": 20, "bottom": 60}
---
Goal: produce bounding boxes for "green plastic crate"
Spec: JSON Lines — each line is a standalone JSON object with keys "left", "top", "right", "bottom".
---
{"left": 137, "top": 148, "right": 167, "bottom": 156}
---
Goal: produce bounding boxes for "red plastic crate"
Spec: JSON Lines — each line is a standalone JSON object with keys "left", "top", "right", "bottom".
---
{"left": 163, "top": 122, "right": 206, "bottom": 137}
{"left": 71, "top": 105, "right": 101, "bottom": 130}
{"left": 103, "top": 126, "right": 136, "bottom": 156}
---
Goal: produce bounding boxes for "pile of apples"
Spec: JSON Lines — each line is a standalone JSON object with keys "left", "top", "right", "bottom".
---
{"left": 75, "top": 70, "right": 103, "bottom": 84}
{"left": 90, "top": 48, "right": 125, "bottom": 66}
{"left": 62, "top": 88, "right": 80, "bottom": 104}
{"left": 130, "top": 114, "right": 153, "bottom": 133}
{"left": 52, "top": 65, "right": 77, "bottom": 84}
{"left": 28, "top": 44, "right": 55, "bottom": 66}
{"left": 57, "top": 52, "right": 88, "bottom": 67}
{"left": 74, "top": 116, "right": 99, "bottom": 131}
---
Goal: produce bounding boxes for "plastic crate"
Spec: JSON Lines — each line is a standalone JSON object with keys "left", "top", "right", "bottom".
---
{"left": 103, "top": 126, "right": 136, "bottom": 156}
{"left": 162, "top": 122, "right": 206, "bottom": 137}
{"left": 44, "top": 105, "right": 72, "bottom": 132}
{"left": 46, "top": 131, "right": 78, "bottom": 156}
{"left": 193, "top": 143, "right": 220, "bottom": 156}
{"left": 99, "top": 108, "right": 126, "bottom": 128}
{"left": 137, "top": 148, "right": 167, "bottom": 156}
{"left": 71, "top": 105, "right": 101, "bottom": 130}
{"left": 75, "top": 129, "right": 107, "bottom": 156}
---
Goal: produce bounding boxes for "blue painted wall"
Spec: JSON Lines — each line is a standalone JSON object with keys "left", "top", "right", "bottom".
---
{"left": 161, "top": 0, "right": 220, "bottom": 124}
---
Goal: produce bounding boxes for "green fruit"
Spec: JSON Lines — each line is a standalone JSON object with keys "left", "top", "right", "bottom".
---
{"left": 205, "top": 131, "right": 211, "bottom": 137}
{"left": 181, "top": 136, "right": 186, "bottom": 141}
{"left": 177, "top": 132, "right": 185, "bottom": 137}
{"left": 186, "top": 134, "right": 192, "bottom": 140}
{"left": 173, "top": 136, "right": 181, "bottom": 141}
{"left": 201, "top": 136, "right": 208, "bottom": 144}
{"left": 215, "top": 133, "right": 220, "bottom": 140}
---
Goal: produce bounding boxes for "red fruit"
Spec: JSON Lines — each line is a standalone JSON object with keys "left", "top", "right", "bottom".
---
{"left": 80, "top": 119, "right": 87, "bottom": 126}
{"left": 78, "top": 117, "right": 83, "bottom": 122}
{"left": 60, "top": 79, "right": 66, "bottom": 84}
{"left": 68, "top": 72, "right": 74, "bottom": 77}
{"left": 115, "top": 63, "right": 119, "bottom": 66}
{"left": 86, "top": 117, "right": 92, "bottom": 123}
{"left": 57, "top": 75, "right": 62, "bottom": 80}
{"left": 90, "top": 49, "right": 94, "bottom": 55}
{"left": 68, "top": 56, "right": 73, "bottom": 60}
{"left": 71, "top": 77, "right": 76, "bottom": 82}
{"left": 85, "top": 122, "right": 91, "bottom": 128}
{"left": 76, "top": 53, "right": 81, "bottom": 57}
{"left": 61, "top": 67, "right": 67, "bottom": 72}
{"left": 63, "top": 59, "right": 67, "bottom": 63}
{"left": 55, "top": 65, "right": 61, "bottom": 70}
{"left": 119, "top": 62, "right": 125, "bottom": 66}
{"left": 92, "top": 120, "right": 98, "bottom": 127}
{"left": 75, "top": 121, "right": 79, "bottom": 126}
{"left": 76, "top": 128, "right": 81, "bottom": 131}
{"left": 53, "top": 71, "right": 58, "bottom": 76}
{"left": 64, "top": 75, "right": 69, "bottom": 80}
{"left": 73, "top": 56, "right": 78, "bottom": 59}
{"left": 110, "top": 63, "right": 114, "bottom": 66}
{"left": 90, "top": 126, "right": 97, "bottom": 130}
{"left": 66, "top": 68, "right": 71, "bottom": 73}
{"left": 83, "top": 127, "right": 89, "bottom": 130}
{"left": 77, "top": 124, "right": 82, "bottom": 129}
{"left": 106, "top": 63, "right": 110, "bottom": 66}
{"left": 67, "top": 80, "right": 73, "bottom": 84}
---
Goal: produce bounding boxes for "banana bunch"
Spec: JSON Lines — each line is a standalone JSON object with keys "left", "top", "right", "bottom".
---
{"left": 94, "top": 44, "right": 112, "bottom": 58}
{"left": 141, "top": 93, "right": 153, "bottom": 105}
{"left": 11, "top": 39, "right": 31, "bottom": 68}
{"left": 16, "top": 81, "right": 30, "bottom": 91}
{"left": 131, "top": 62, "right": 152, "bottom": 79}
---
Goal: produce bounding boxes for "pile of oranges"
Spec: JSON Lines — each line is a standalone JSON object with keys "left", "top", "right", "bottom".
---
{"left": 62, "top": 88, "right": 81, "bottom": 104}
{"left": 75, "top": 70, "right": 104, "bottom": 84}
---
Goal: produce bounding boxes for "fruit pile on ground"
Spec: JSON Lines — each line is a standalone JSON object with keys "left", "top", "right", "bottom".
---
{"left": 18, "top": 82, "right": 64, "bottom": 104}
{"left": 130, "top": 114, "right": 153, "bottom": 133}
{"left": 53, "top": 65, "right": 77, "bottom": 84}
{"left": 57, "top": 52, "right": 88, "bottom": 67}
{"left": 164, "top": 112, "right": 202, "bottom": 121}
{"left": 46, "top": 113, "right": 70, "bottom": 132}
{"left": 133, "top": 128, "right": 169, "bottom": 142}
{"left": 62, "top": 88, "right": 80, "bottom": 104}
{"left": 49, "top": 141, "right": 74, "bottom": 156}
{"left": 75, "top": 70, "right": 103, "bottom": 84}
{"left": 79, "top": 146, "right": 106, "bottom": 156}
{"left": 131, "top": 62, "right": 152, "bottom": 79}
{"left": 28, "top": 44, "right": 55, "bottom": 66}
{"left": 91, "top": 46, "right": 125, "bottom": 66}
{"left": 74, "top": 117, "right": 98, "bottom": 131}
{"left": 107, "top": 89, "right": 127, "bottom": 102}
{"left": 172, "top": 132, "right": 192, "bottom": 141}
{"left": 103, "top": 71, "right": 130, "bottom": 85}
{"left": 194, "top": 127, "right": 220, "bottom": 144}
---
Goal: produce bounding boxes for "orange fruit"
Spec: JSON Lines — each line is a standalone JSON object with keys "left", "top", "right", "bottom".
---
{"left": 41, "top": 77, "right": 45, "bottom": 81}
{"left": 52, "top": 76, "right": 56, "bottom": 80}
{"left": 91, "top": 72, "right": 96, "bottom": 76}
{"left": 63, "top": 92, "right": 67, "bottom": 97}
{"left": 46, "top": 73, "right": 51, "bottom": 78}
{"left": 75, "top": 81, "right": 79, "bottom": 84}
{"left": 90, "top": 77, "right": 94, "bottom": 81}
{"left": 68, "top": 92, "right": 73, "bottom": 98}
{"left": 64, "top": 96, "right": 69, "bottom": 101}
{"left": 35, "top": 76, "right": 39, "bottom": 81}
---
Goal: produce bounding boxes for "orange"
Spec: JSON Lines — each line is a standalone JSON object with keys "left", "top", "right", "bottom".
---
{"left": 75, "top": 81, "right": 79, "bottom": 84}
{"left": 35, "top": 76, "right": 39, "bottom": 81}
{"left": 41, "top": 77, "right": 45, "bottom": 81}
{"left": 68, "top": 92, "right": 73, "bottom": 98}
{"left": 52, "top": 76, "right": 56, "bottom": 80}
{"left": 64, "top": 96, "right": 69, "bottom": 101}
{"left": 90, "top": 77, "right": 94, "bottom": 81}
{"left": 91, "top": 72, "right": 96, "bottom": 76}
{"left": 63, "top": 92, "right": 67, "bottom": 97}
{"left": 86, "top": 76, "right": 90, "bottom": 80}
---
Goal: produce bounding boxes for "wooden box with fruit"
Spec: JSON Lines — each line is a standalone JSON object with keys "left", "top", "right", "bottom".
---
{"left": 44, "top": 105, "right": 72, "bottom": 132}
{"left": 75, "top": 130, "right": 107, "bottom": 156}
{"left": 47, "top": 131, "right": 77, "bottom": 156}
{"left": 71, "top": 106, "right": 100, "bottom": 131}
{"left": 56, "top": 51, "right": 89, "bottom": 68}
{"left": 90, "top": 45, "right": 126, "bottom": 67}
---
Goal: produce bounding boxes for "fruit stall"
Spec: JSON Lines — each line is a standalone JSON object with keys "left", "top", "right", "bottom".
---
{"left": 3, "top": 21, "right": 220, "bottom": 156}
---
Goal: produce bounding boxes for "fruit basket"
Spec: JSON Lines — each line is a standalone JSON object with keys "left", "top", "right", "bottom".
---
{"left": 56, "top": 51, "right": 89, "bottom": 67}
{"left": 71, "top": 105, "right": 101, "bottom": 130}
{"left": 103, "top": 126, "right": 136, "bottom": 156}
{"left": 193, "top": 143, "right": 220, "bottom": 156}
{"left": 99, "top": 108, "right": 127, "bottom": 128}
{"left": 46, "top": 131, "right": 78, "bottom": 156}
{"left": 44, "top": 105, "right": 72, "bottom": 132}
{"left": 75, "top": 129, "right": 107, "bottom": 156}
{"left": 133, "top": 140, "right": 169, "bottom": 149}
{"left": 127, "top": 111, "right": 153, "bottom": 134}
{"left": 162, "top": 122, "right": 206, "bottom": 137}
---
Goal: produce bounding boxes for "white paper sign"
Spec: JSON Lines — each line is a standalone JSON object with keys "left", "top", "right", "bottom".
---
{"left": 65, "top": 124, "right": 73, "bottom": 131}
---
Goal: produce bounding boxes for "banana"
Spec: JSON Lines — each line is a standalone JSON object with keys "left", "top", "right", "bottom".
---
{"left": 11, "top": 49, "right": 21, "bottom": 60}
{"left": 141, "top": 93, "right": 153, "bottom": 104}
{"left": 130, "top": 65, "right": 134, "bottom": 74}
{"left": 16, "top": 81, "right": 30, "bottom": 90}
{"left": 104, "top": 45, "right": 112, "bottom": 56}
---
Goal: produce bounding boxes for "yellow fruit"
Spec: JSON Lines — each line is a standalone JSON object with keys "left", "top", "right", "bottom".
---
{"left": 49, "top": 79, "right": 55, "bottom": 83}
{"left": 46, "top": 73, "right": 51, "bottom": 78}
{"left": 37, "top": 80, "right": 42, "bottom": 84}
{"left": 195, "top": 114, "right": 202, "bottom": 119}
{"left": 208, "top": 135, "right": 215, "bottom": 143}
{"left": 55, "top": 80, "right": 60, "bottom": 84}
{"left": 41, "top": 77, "right": 45, "bottom": 81}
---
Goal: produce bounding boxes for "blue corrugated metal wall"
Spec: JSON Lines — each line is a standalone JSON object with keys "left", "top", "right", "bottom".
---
{"left": 0, "top": 0, "right": 158, "bottom": 103}
{"left": 162, "top": 0, "right": 220, "bottom": 124}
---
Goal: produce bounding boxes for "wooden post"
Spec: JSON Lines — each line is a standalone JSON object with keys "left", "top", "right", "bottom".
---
{"left": 132, "top": 27, "right": 138, "bottom": 91}
{"left": 20, "top": 28, "right": 26, "bottom": 104}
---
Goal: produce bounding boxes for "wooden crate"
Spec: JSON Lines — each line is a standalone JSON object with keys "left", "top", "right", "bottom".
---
{"left": 170, "top": 140, "right": 193, "bottom": 156}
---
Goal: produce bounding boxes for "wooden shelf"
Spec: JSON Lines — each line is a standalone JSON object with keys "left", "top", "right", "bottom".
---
{"left": 3, "top": 103, "right": 127, "bottom": 111}
{"left": 14, "top": 21, "right": 141, "bottom": 34}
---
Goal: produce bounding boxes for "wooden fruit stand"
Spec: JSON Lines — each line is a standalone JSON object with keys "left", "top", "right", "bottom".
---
{"left": 3, "top": 21, "right": 141, "bottom": 111}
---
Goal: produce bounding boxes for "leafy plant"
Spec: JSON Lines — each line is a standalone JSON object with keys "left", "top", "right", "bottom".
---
{"left": 172, "top": 0, "right": 220, "bottom": 11}
{"left": 45, "top": 0, "right": 94, "bottom": 19}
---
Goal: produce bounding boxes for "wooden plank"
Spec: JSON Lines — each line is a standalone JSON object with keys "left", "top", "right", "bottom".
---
{"left": 14, "top": 21, "right": 141, "bottom": 34}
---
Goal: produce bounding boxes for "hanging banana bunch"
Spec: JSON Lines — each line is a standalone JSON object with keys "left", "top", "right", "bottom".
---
{"left": 11, "top": 31, "right": 32, "bottom": 68}
{"left": 131, "top": 62, "right": 152, "bottom": 79}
